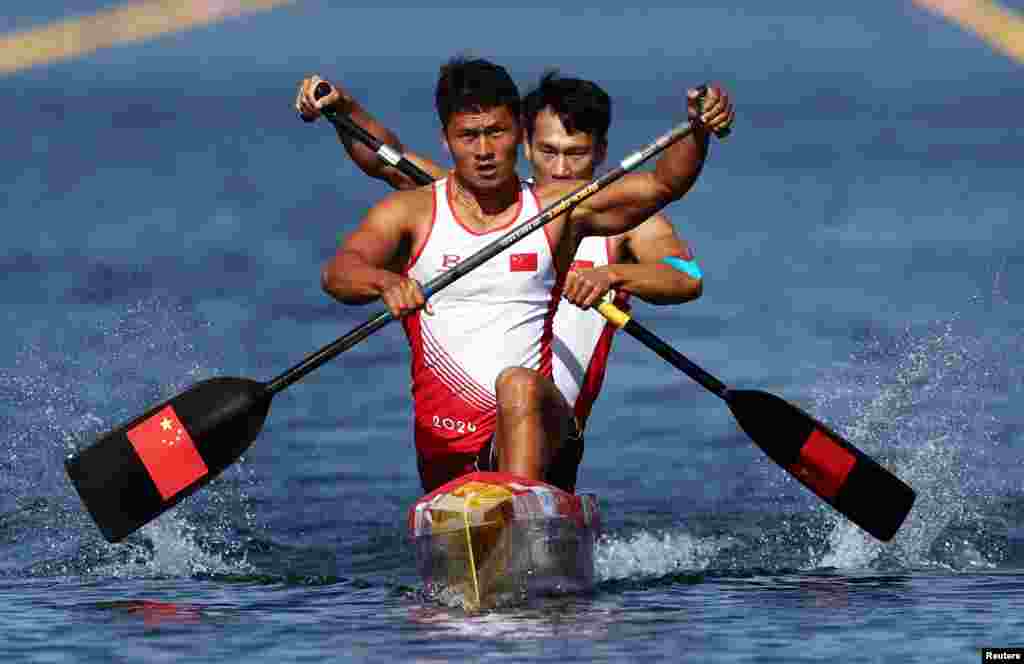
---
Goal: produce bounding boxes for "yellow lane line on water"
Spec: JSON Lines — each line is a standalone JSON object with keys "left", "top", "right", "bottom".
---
{"left": 1, "top": 0, "right": 295, "bottom": 75}
{"left": 914, "top": 0, "right": 1024, "bottom": 64}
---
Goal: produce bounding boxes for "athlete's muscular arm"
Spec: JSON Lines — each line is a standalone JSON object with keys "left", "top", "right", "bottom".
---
{"left": 614, "top": 214, "right": 703, "bottom": 304}
{"left": 321, "top": 189, "right": 427, "bottom": 318}
{"left": 562, "top": 213, "right": 703, "bottom": 309}
{"left": 563, "top": 83, "right": 733, "bottom": 238}
{"left": 297, "top": 75, "right": 447, "bottom": 191}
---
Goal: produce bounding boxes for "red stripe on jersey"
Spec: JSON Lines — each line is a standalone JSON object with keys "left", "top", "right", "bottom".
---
{"left": 574, "top": 291, "right": 630, "bottom": 427}
{"left": 540, "top": 257, "right": 567, "bottom": 378}
{"left": 573, "top": 321, "right": 616, "bottom": 427}
{"left": 421, "top": 324, "right": 497, "bottom": 410}
{"left": 403, "top": 313, "right": 494, "bottom": 460}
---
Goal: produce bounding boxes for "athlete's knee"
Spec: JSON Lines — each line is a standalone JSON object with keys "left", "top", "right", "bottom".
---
{"left": 495, "top": 367, "right": 545, "bottom": 413}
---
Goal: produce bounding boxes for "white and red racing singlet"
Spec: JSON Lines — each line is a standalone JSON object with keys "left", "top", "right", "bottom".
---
{"left": 402, "top": 177, "right": 561, "bottom": 460}
{"left": 552, "top": 236, "right": 630, "bottom": 428}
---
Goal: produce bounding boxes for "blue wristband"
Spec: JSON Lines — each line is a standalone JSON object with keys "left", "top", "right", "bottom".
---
{"left": 662, "top": 256, "right": 703, "bottom": 280}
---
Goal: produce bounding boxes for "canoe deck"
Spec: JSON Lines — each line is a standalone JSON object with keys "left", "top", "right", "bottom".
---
{"left": 408, "top": 471, "right": 601, "bottom": 611}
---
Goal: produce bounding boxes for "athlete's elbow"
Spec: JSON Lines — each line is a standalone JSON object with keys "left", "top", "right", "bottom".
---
{"left": 680, "top": 276, "right": 703, "bottom": 302}
{"left": 321, "top": 263, "right": 367, "bottom": 305}
{"left": 320, "top": 265, "right": 346, "bottom": 301}
{"left": 668, "top": 175, "right": 700, "bottom": 203}
{"left": 648, "top": 278, "right": 703, "bottom": 306}
{"left": 652, "top": 171, "right": 697, "bottom": 205}
{"left": 689, "top": 278, "right": 704, "bottom": 301}
{"left": 647, "top": 179, "right": 678, "bottom": 207}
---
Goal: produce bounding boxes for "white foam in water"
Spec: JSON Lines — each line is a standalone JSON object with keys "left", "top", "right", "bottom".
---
{"left": 92, "top": 514, "right": 255, "bottom": 579}
{"left": 408, "top": 603, "right": 617, "bottom": 640}
{"left": 594, "top": 529, "right": 732, "bottom": 581}
{"left": 811, "top": 314, "right": 1012, "bottom": 570}
{"left": 427, "top": 529, "right": 733, "bottom": 606}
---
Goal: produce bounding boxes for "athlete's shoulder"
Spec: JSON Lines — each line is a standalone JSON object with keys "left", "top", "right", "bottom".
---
{"left": 362, "top": 183, "right": 436, "bottom": 239}
{"left": 372, "top": 182, "right": 435, "bottom": 214}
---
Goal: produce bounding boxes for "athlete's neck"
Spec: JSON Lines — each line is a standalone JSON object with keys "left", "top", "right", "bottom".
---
{"left": 450, "top": 172, "right": 520, "bottom": 220}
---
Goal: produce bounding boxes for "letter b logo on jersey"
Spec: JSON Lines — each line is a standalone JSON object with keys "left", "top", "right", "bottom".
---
{"left": 442, "top": 254, "right": 461, "bottom": 269}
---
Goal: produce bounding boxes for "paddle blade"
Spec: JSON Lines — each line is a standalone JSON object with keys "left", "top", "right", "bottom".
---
{"left": 65, "top": 377, "right": 271, "bottom": 543}
{"left": 725, "top": 389, "right": 915, "bottom": 542}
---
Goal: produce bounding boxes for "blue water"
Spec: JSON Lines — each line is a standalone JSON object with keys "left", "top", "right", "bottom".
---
{"left": 2, "top": 2, "right": 1024, "bottom": 661}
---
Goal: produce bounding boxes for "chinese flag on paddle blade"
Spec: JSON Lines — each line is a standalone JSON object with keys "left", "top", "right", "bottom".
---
{"left": 126, "top": 405, "right": 208, "bottom": 500}
{"left": 510, "top": 253, "right": 538, "bottom": 272}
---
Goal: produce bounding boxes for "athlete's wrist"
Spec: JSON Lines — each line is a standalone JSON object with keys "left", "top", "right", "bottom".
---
{"left": 601, "top": 264, "right": 625, "bottom": 289}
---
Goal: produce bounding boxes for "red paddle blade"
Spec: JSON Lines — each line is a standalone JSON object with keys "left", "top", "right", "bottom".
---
{"left": 65, "top": 377, "right": 271, "bottom": 543}
{"left": 726, "top": 389, "right": 915, "bottom": 542}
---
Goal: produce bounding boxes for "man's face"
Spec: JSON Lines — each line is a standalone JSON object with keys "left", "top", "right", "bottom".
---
{"left": 524, "top": 107, "right": 606, "bottom": 186}
{"left": 443, "top": 105, "right": 521, "bottom": 191}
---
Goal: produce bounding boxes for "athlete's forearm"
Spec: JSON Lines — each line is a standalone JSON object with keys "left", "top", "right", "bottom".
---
{"left": 570, "top": 129, "right": 711, "bottom": 239}
{"left": 651, "top": 127, "right": 710, "bottom": 205}
{"left": 330, "top": 99, "right": 422, "bottom": 189}
{"left": 605, "top": 262, "right": 702, "bottom": 305}
{"left": 334, "top": 103, "right": 446, "bottom": 191}
{"left": 650, "top": 82, "right": 737, "bottom": 204}
{"left": 321, "top": 250, "right": 403, "bottom": 305}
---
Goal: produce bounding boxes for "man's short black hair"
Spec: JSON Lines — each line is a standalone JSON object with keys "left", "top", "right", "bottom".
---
{"left": 435, "top": 56, "right": 521, "bottom": 129}
{"left": 522, "top": 71, "right": 612, "bottom": 144}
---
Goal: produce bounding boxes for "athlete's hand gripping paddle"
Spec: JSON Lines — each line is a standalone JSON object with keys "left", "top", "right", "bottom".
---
{"left": 65, "top": 105, "right": 701, "bottom": 542}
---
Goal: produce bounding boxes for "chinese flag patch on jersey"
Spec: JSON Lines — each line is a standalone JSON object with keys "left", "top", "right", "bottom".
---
{"left": 126, "top": 405, "right": 209, "bottom": 500}
{"left": 510, "top": 253, "right": 538, "bottom": 272}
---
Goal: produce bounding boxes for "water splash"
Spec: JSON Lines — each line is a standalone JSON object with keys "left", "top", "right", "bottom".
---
{"left": 90, "top": 512, "right": 255, "bottom": 579}
{"left": 594, "top": 529, "right": 732, "bottom": 581}
{"left": 808, "top": 314, "right": 1019, "bottom": 570}
{"left": 406, "top": 599, "right": 617, "bottom": 639}
{"left": 0, "top": 297, "right": 260, "bottom": 580}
